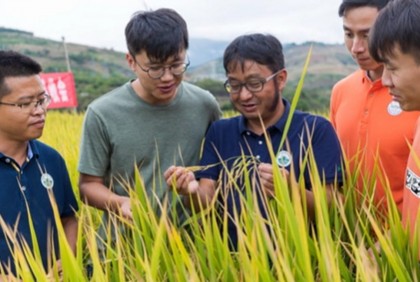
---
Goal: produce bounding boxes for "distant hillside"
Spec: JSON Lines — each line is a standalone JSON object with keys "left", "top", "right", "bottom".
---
{"left": 0, "top": 27, "right": 131, "bottom": 76}
{"left": 0, "top": 27, "right": 357, "bottom": 112}
{"left": 188, "top": 42, "right": 356, "bottom": 82}
{"left": 187, "top": 41, "right": 358, "bottom": 111}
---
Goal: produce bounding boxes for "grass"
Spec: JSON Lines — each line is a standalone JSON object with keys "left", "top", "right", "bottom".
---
{"left": 2, "top": 51, "right": 420, "bottom": 280}
{"left": 0, "top": 112, "right": 415, "bottom": 281}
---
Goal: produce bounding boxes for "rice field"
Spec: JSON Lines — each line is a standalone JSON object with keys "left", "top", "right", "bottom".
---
{"left": 0, "top": 108, "right": 410, "bottom": 281}
{"left": 2, "top": 54, "right": 419, "bottom": 281}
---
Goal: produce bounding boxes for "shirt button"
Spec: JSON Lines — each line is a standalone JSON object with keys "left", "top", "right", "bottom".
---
{"left": 21, "top": 186, "right": 26, "bottom": 191}
{"left": 258, "top": 140, "right": 263, "bottom": 145}
{"left": 5, "top": 158, "right": 10, "bottom": 163}
{"left": 246, "top": 132, "right": 251, "bottom": 135}
{"left": 256, "top": 155, "right": 261, "bottom": 160}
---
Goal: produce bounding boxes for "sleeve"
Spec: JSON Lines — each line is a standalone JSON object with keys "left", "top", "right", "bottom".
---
{"left": 57, "top": 154, "right": 79, "bottom": 217}
{"left": 210, "top": 96, "right": 223, "bottom": 122}
{"left": 307, "top": 117, "right": 344, "bottom": 186}
{"left": 77, "top": 107, "right": 111, "bottom": 177}
{"left": 202, "top": 89, "right": 222, "bottom": 123}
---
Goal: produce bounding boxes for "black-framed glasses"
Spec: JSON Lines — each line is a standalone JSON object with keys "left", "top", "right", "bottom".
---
{"left": 0, "top": 93, "right": 51, "bottom": 113}
{"left": 134, "top": 58, "right": 190, "bottom": 79}
{"left": 224, "top": 70, "right": 282, "bottom": 94}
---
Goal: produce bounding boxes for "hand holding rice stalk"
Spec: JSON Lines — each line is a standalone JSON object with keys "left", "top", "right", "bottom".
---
{"left": 165, "top": 165, "right": 202, "bottom": 194}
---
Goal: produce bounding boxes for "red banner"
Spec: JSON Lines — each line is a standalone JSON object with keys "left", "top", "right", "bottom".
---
{"left": 40, "top": 72, "right": 78, "bottom": 109}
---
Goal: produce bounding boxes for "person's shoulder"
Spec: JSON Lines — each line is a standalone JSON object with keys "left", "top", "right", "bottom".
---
{"left": 31, "top": 140, "right": 64, "bottom": 160}
{"left": 289, "top": 112, "right": 336, "bottom": 141}
{"left": 31, "top": 139, "right": 56, "bottom": 152}
{"left": 212, "top": 115, "right": 240, "bottom": 128}
{"left": 180, "top": 81, "right": 220, "bottom": 108}
{"left": 205, "top": 116, "right": 241, "bottom": 139}
{"left": 181, "top": 82, "right": 216, "bottom": 99}
{"left": 89, "top": 81, "right": 131, "bottom": 108}
{"left": 181, "top": 81, "right": 208, "bottom": 92}
{"left": 294, "top": 110, "right": 331, "bottom": 127}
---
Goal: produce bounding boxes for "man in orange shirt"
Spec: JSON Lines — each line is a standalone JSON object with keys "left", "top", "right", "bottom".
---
{"left": 369, "top": 0, "right": 420, "bottom": 259}
{"left": 330, "top": 0, "right": 420, "bottom": 216}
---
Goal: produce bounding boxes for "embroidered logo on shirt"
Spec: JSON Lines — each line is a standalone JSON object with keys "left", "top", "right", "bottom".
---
{"left": 387, "top": 101, "right": 403, "bottom": 116}
{"left": 276, "top": 150, "right": 291, "bottom": 168}
{"left": 405, "top": 168, "right": 420, "bottom": 198}
{"left": 41, "top": 173, "right": 54, "bottom": 190}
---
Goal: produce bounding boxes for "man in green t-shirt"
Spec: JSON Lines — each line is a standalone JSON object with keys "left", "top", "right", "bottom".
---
{"left": 77, "top": 8, "right": 221, "bottom": 236}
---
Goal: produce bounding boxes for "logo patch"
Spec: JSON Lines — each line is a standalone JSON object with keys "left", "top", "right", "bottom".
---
{"left": 388, "top": 101, "right": 402, "bottom": 116}
{"left": 41, "top": 173, "right": 54, "bottom": 189}
{"left": 276, "top": 150, "right": 291, "bottom": 168}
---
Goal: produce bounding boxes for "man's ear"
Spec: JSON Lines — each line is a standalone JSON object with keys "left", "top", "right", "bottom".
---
{"left": 126, "top": 53, "right": 136, "bottom": 71}
{"left": 276, "top": 69, "right": 288, "bottom": 91}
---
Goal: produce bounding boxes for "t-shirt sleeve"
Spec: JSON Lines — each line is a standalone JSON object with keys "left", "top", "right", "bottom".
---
{"left": 78, "top": 108, "right": 111, "bottom": 177}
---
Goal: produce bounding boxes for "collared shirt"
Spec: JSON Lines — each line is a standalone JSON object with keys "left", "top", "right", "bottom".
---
{"left": 330, "top": 69, "right": 420, "bottom": 212}
{"left": 196, "top": 99, "right": 343, "bottom": 247}
{"left": 0, "top": 140, "right": 78, "bottom": 273}
{"left": 197, "top": 99, "right": 343, "bottom": 187}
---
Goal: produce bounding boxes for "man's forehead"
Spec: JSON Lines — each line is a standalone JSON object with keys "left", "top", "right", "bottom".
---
{"left": 3, "top": 75, "right": 44, "bottom": 97}
{"left": 227, "top": 60, "right": 267, "bottom": 73}
{"left": 380, "top": 44, "right": 403, "bottom": 63}
{"left": 342, "top": 5, "right": 380, "bottom": 17}
{"left": 147, "top": 51, "right": 187, "bottom": 64}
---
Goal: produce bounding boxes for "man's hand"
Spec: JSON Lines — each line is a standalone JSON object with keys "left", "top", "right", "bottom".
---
{"left": 258, "top": 162, "right": 290, "bottom": 198}
{"left": 164, "top": 166, "right": 198, "bottom": 195}
{"left": 46, "top": 260, "right": 63, "bottom": 282}
{"left": 119, "top": 196, "right": 133, "bottom": 220}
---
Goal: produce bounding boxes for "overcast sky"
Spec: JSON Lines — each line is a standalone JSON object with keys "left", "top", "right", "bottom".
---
{"left": 1, "top": 0, "right": 344, "bottom": 52}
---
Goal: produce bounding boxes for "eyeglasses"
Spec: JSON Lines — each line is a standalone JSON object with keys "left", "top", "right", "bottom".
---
{"left": 134, "top": 59, "right": 190, "bottom": 79}
{"left": 224, "top": 70, "right": 282, "bottom": 94}
{"left": 0, "top": 93, "right": 51, "bottom": 113}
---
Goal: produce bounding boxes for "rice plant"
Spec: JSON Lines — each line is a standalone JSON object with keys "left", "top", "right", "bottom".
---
{"left": 2, "top": 51, "right": 419, "bottom": 281}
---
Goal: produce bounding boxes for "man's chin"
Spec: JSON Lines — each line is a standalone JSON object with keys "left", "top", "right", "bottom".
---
{"left": 29, "top": 131, "right": 44, "bottom": 140}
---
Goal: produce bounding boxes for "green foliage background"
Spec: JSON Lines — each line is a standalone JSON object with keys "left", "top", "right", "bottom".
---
{"left": 0, "top": 28, "right": 357, "bottom": 113}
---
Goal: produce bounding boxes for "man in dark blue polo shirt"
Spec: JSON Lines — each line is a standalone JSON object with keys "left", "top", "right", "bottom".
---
{"left": 0, "top": 51, "right": 78, "bottom": 276}
{"left": 164, "top": 33, "right": 343, "bottom": 248}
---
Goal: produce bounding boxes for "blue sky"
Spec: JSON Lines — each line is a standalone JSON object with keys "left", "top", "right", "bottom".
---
{"left": 1, "top": 0, "right": 344, "bottom": 52}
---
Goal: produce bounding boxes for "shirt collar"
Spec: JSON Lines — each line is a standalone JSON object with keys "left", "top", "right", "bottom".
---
{"left": 28, "top": 140, "right": 40, "bottom": 160}
{"left": 27, "top": 141, "right": 34, "bottom": 160}
{"left": 361, "top": 70, "right": 383, "bottom": 88}
{"left": 0, "top": 140, "right": 38, "bottom": 162}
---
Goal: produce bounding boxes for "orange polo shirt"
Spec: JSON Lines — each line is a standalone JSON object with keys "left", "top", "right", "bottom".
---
{"left": 403, "top": 117, "right": 420, "bottom": 258}
{"left": 330, "top": 69, "right": 420, "bottom": 213}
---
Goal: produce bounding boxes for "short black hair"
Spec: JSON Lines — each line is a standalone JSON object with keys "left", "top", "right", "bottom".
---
{"left": 125, "top": 8, "right": 188, "bottom": 63}
{"left": 223, "top": 33, "right": 285, "bottom": 75}
{"left": 0, "top": 50, "right": 42, "bottom": 98}
{"left": 369, "top": 0, "right": 420, "bottom": 65}
{"left": 338, "top": 0, "right": 390, "bottom": 17}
